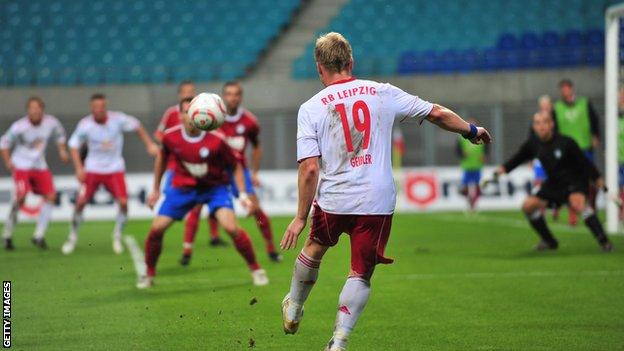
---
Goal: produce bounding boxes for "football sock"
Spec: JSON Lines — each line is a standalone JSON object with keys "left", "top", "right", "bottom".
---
{"left": 331, "top": 277, "right": 371, "bottom": 349}
{"left": 33, "top": 202, "right": 53, "bottom": 239}
{"left": 582, "top": 209, "right": 609, "bottom": 245}
{"left": 183, "top": 242, "right": 193, "bottom": 256}
{"left": 209, "top": 216, "right": 220, "bottom": 240}
{"left": 526, "top": 211, "right": 558, "bottom": 247}
{"left": 2, "top": 201, "right": 19, "bottom": 239}
{"left": 145, "top": 227, "right": 165, "bottom": 277}
{"left": 69, "top": 210, "right": 83, "bottom": 243}
{"left": 288, "top": 251, "right": 321, "bottom": 309}
{"left": 184, "top": 206, "right": 200, "bottom": 246}
{"left": 254, "top": 209, "right": 276, "bottom": 253}
{"left": 113, "top": 210, "right": 127, "bottom": 241}
{"left": 232, "top": 229, "right": 260, "bottom": 271}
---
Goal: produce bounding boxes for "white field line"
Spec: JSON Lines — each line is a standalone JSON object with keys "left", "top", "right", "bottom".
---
{"left": 431, "top": 213, "right": 588, "bottom": 234}
{"left": 124, "top": 235, "right": 146, "bottom": 278}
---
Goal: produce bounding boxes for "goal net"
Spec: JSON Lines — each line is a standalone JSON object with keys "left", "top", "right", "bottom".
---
{"left": 605, "top": 3, "right": 624, "bottom": 234}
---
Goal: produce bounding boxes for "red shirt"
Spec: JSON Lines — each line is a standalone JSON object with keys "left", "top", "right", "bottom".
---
{"left": 218, "top": 107, "right": 259, "bottom": 167}
{"left": 154, "top": 105, "right": 182, "bottom": 170}
{"left": 161, "top": 125, "right": 240, "bottom": 189}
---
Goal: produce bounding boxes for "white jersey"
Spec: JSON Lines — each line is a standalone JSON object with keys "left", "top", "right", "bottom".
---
{"left": 68, "top": 111, "right": 140, "bottom": 174}
{"left": 297, "top": 78, "right": 433, "bottom": 215}
{"left": 0, "top": 115, "right": 66, "bottom": 170}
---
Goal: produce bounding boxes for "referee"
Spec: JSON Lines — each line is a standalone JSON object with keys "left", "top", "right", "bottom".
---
{"left": 495, "top": 111, "right": 613, "bottom": 252}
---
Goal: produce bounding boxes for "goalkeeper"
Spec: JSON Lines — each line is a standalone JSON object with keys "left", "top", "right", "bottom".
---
{"left": 493, "top": 111, "right": 613, "bottom": 252}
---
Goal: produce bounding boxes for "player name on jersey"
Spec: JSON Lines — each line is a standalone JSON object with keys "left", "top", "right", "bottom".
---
{"left": 321, "top": 85, "right": 377, "bottom": 105}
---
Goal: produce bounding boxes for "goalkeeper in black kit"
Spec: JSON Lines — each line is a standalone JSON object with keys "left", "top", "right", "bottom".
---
{"left": 493, "top": 111, "right": 613, "bottom": 252}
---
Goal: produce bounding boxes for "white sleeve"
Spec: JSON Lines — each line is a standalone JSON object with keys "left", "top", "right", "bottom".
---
{"left": 385, "top": 84, "right": 433, "bottom": 121}
{"left": 120, "top": 113, "right": 141, "bottom": 132}
{"left": 0, "top": 123, "right": 17, "bottom": 150}
{"left": 296, "top": 105, "right": 320, "bottom": 162}
{"left": 68, "top": 123, "right": 86, "bottom": 149}
{"left": 51, "top": 117, "right": 67, "bottom": 144}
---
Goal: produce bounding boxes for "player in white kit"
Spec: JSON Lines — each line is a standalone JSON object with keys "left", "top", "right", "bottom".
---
{"left": 1, "top": 97, "right": 69, "bottom": 250}
{"left": 62, "top": 93, "right": 159, "bottom": 255}
{"left": 279, "top": 33, "right": 492, "bottom": 350}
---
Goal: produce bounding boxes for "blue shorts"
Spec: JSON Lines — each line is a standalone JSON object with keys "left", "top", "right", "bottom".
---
{"left": 229, "top": 167, "right": 255, "bottom": 198}
{"left": 583, "top": 150, "right": 594, "bottom": 162}
{"left": 158, "top": 185, "right": 233, "bottom": 220}
{"left": 162, "top": 169, "right": 174, "bottom": 194}
{"left": 619, "top": 165, "right": 624, "bottom": 187}
{"left": 462, "top": 170, "right": 481, "bottom": 186}
{"left": 533, "top": 159, "right": 546, "bottom": 181}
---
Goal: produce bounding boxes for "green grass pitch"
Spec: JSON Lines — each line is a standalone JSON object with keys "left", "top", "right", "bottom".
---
{"left": 2, "top": 211, "right": 623, "bottom": 350}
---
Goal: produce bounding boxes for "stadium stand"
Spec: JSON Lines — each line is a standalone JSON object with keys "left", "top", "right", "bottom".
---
{"left": 0, "top": 0, "right": 301, "bottom": 86}
{"left": 293, "top": 0, "right": 620, "bottom": 78}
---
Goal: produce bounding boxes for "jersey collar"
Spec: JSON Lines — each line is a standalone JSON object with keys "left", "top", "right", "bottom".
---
{"left": 225, "top": 107, "right": 244, "bottom": 122}
{"left": 328, "top": 76, "right": 356, "bottom": 86}
{"left": 181, "top": 127, "right": 206, "bottom": 143}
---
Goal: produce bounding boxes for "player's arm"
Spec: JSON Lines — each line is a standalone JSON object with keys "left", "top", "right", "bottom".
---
{"left": 425, "top": 105, "right": 491, "bottom": 144}
{"left": 52, "top": 119, "right": 69, "bottom": 163}
{"left": 496, "top": 140, "right": 533, "bottom": 175}
{"left": 147, "top": 146, "right": 167, "bottom": 209}
{"left": 281, "top": 156, "right": 320, "bottom": 250}
{"left": 567, "top": 138, "right": 602, "bottom": 185}
{"left": 588, "top": 101, "right": 600, "bottom": 148}
{"left": 0, "top": 129, "right": 15, "bottom": 171}
{"left": 232, "top": 162, "right": 255, "bottom": 213}
{"left": 135, "top": 125, "right": 159, "bottom": 157}
{"left": 249, "top": 129, "right": 262, "bottom": 186}
{"left": 67, "top": 126, "right": 86, "bottom": 182}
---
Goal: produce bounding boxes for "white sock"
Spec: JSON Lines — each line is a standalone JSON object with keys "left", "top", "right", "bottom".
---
{"left": 69, "top": 211, "right": 83, "bottom": 242}
{"left": 331, "top": 277, "right": 371, "bottom": 349}
{"left": 287, "top": 251, "right": 321, "bottom": 319}
{"left": 2, "top": 201, "right": 19, "bottom": 239}
{"left": 113, "top": 211, "right": 127, "bottom": 240}
{"left": 33, "top": 202, "right": 53, "bottom": 239}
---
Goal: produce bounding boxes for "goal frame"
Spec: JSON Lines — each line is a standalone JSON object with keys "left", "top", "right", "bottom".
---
{"left": 605, "top": 3, "right": 624, "bottom": 234}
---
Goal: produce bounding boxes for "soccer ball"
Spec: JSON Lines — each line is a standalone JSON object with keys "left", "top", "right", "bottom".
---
{"left": 188, "top": 93, "right": 226, "bottom": 131}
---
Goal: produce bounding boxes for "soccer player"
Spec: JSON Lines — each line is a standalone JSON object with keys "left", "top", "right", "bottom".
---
{"left": 1, "top": 97, "right": 69, "bottom": 250}
{"left": 62, "top": 93, "right": 159, "bottom": 255}
{"left": 187, "top": 81, "right": 282, "bottom": 263}
{"left": 137, "top": 98, "right": 269, "bottom": 289}
{"left": 279, "top": 33, "right": 491, "bottom": 350}
{"left": 494, "top": 112, "right": 612, "bottom": 252}
{"left": 456, "top": 118, "right": 487, "bottom": 211}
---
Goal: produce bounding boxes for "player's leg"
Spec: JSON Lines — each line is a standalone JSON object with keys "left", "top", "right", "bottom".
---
{"left": 213, "top": 207, "right": 267, "bottom": 285}
{"left": 139, "top": 187, "right": 196, "bottom": 288}
{"left": 250, "top": 194, "right": 281, "bottom": 261}
{"left": 568, "top": 192, "right": 613, "bottom": 252}
{"left": 180, "top": 204, "right": 202, "bottom": 265}
{"left": 104, "top": 172, "right": 129, "bottom": 254}
{"left": 326, "top": 214, "right": 394, "bottom": 351}
{"left": 63, "top": 174, "right": 98, "bottom": 254}
{"left": 459, "top": 171, "right": 470, "bottom": 209}
{"left": 3, "top": 170, "right": 29, "bottom": 250}
{"left": 619, "top": 164, "right": 624, "bottom": 219}
{"left": 522, "top": 195, "right": 557, "bottom": 250}
{"left": 208, "top": 214, "right": 225, "bottom": 246}
{"left": 282, "top": 205, "right": 343, "bottom": 334}
{"left": 208, "top": 184, "right": 266, "bottom": 284}
{"left": 30, "top": 170, "right": 56, "bottom": 249}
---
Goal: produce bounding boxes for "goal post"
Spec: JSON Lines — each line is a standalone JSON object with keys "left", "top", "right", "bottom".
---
{"left": 605, "top": 3, "right": 624, "bottom": 234}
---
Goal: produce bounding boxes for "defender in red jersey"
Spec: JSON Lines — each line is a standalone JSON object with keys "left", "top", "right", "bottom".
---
{"left": 137, "top": 98, "right": 269, "bottom": 289}
{"left": 182, "top": 81, "right": 282, "bottom": 263}
{"left": 279, "top": 33, "right": 491, "bottom": 350}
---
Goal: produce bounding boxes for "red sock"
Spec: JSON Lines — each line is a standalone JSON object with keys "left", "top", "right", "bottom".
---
{"left": 209, "top": 216, "right": 220, "bottom": 240}
{"left": 254, "top": 209, "right": 276, "bottom": 253}
{"left": 232, "top": 229, "right": 260, "bottom": 271}
{"left": 183, "top": 206, "right": 201, "bottom": 253}
{"left": 145, "top": 227, "right": 165, "bottom": 277}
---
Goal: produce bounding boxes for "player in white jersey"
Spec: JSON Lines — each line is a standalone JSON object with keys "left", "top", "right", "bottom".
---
{"left": 1, "top": 97, "right": 69, "bottom": 250}
{"left": 62, "top": 93, "right": 159, "bottom": 255}
{"left": 279, "top": 33, "right": 492, "bottom": 350}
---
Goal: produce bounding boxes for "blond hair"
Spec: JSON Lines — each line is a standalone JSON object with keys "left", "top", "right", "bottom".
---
{"left": 314, "top": 32, "right": 353, "bottom": 73}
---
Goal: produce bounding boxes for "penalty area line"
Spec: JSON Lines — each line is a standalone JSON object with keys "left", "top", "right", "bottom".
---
{"left": 124, "top": 235, "right": 146, "bottom": 278}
